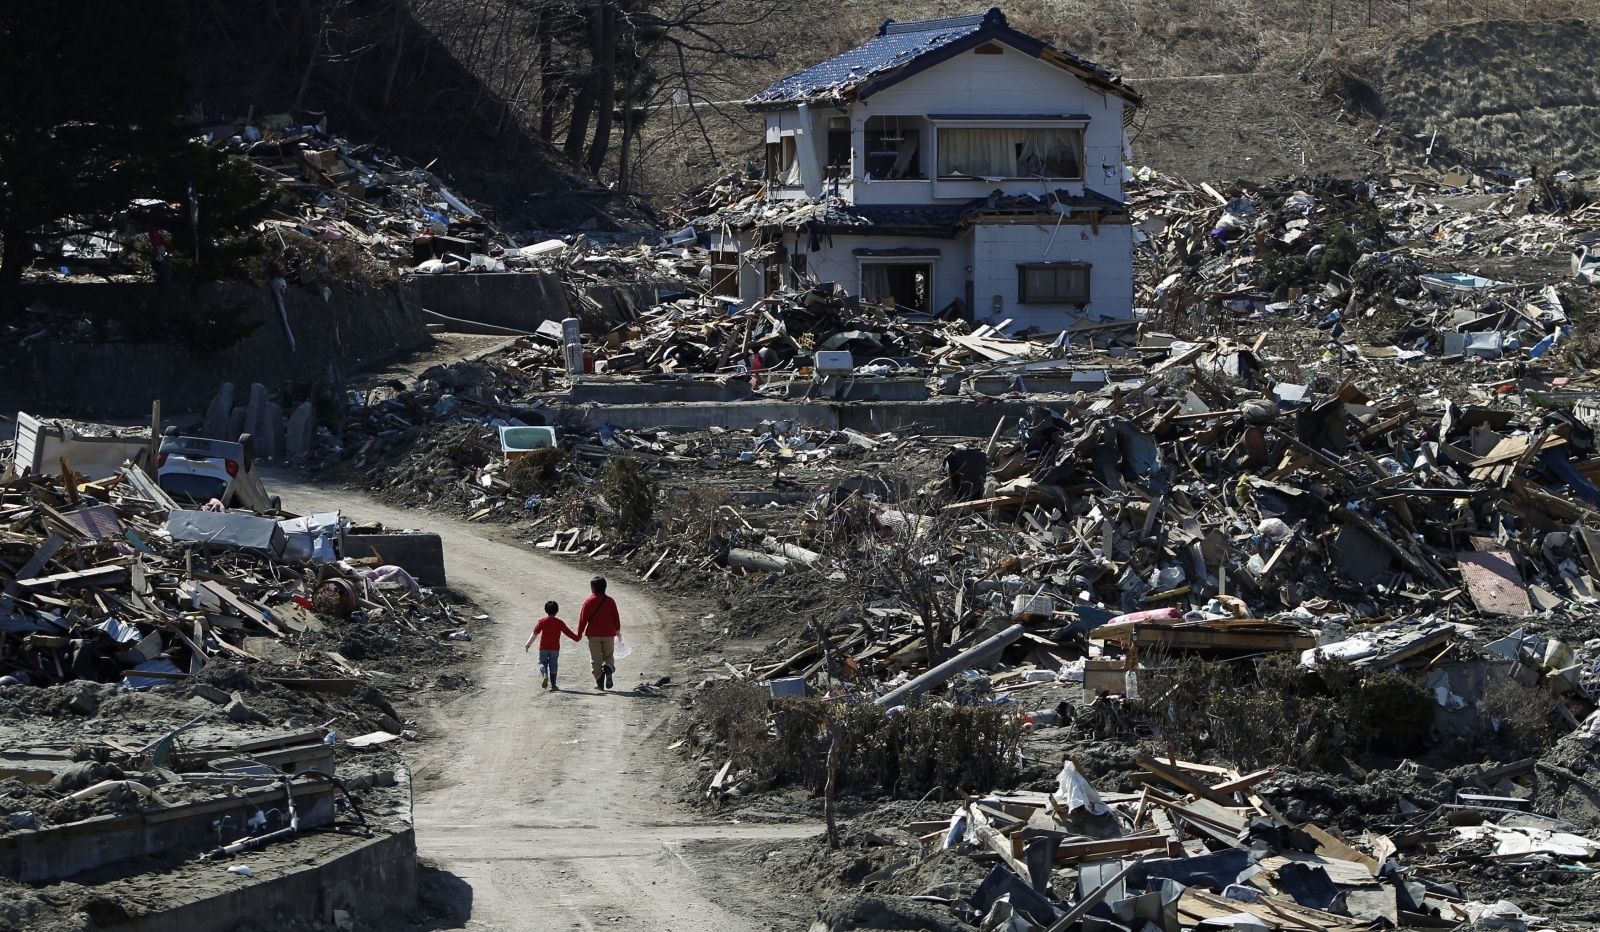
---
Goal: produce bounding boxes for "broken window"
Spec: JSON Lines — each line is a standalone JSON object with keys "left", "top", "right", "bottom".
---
{"left": 766, "top": 136, "right": 802, "bottom": 186}
{"left": 937, "top": 128, "right": 1083, "bottom": 179}
{"left": 861, "top": 263, "right": 931, "bottom": 312}
{"left": 827, "top": 117, "right": 851, "bottom": 181}
{"left": 710, "top": 250, "right": 741, "bottom": 297}
{"left": 1017, "top": 262, "right": 1090, "bottom": 305}
{"left": 863, "top": 116, "right": 924, "bottom": 180}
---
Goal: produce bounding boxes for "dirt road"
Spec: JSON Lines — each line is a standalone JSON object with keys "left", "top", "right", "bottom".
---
{"left": 269, "top": 474, "right": 814, "bottom": 932}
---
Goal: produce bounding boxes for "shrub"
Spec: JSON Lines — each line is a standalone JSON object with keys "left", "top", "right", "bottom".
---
{"left": 694, "top": 687, "right": 1024, "bottom": 797}
{"left": 766, "top": 698, "right": 1024, "bottom": 797}
{"left": 1145, "top": 653, "right": 1435, "bottom": 769}
{"left": 1357, "top": 671, "right": 1435, "bottom": 755}
{"left": 504, "top": 447, "right": 564, "bottom": 496}
{"left": 599, "top": 455, "right": 657, "bottom": 537}
{"left": 1481, "top": 677, "right": 1567, "bottom": 755}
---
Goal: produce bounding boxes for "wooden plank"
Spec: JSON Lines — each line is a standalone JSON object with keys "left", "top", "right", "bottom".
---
{"left": 261, "top": 677, "right": 360, "bottom": 695}
{"left": 1211, "top": 767, "right": 1277, "bottom": 795}
{"left": 941, "top": 494, "right": 1026, "bottom": 515}
{"left": 1180, "top": 797, "right": 1249, "bottom": 833}
{"left": 1104, "top": 625, "right": 1316, "bottom": 652}
{"left": 1467, "top": 433, "right": 1564, "bottom": 470}
{"left": 16, "top": 565, "right": 126, "bottom": 589}
{"left": 1259, "top": 853, "right": 1377, "bottom": 887}
{"left": 1151, "top": 341, "right": 1211, "bottom": 374}
{"left": 14, "top": 534, "right": 65, "bottom": 581}
{"left": 968, "top": 803, "right": 1030, "bottom": 877}
{"left": 1053, "top": 832, "right": 1176, "bottom": 864}
{"left": 1302, "top": 823, "right": 1379, "bottom": 874}
{"left": 230, "top": 729, "right": 329, "bottom": 754}
{"left": 1136, "top": 755, "right": 1237, "bottom": 806}
{"left": 200, "top": 579, "right": 285, "bottom": 637}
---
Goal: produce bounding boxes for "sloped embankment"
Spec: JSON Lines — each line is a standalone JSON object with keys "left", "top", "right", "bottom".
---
{"left": 1379, "top": 18, "right": 1600, "bottom": 172}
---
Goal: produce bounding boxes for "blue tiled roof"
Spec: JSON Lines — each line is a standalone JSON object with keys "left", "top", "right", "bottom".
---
{"left": 748, "top": 10, "right": 996, "bottom": 107}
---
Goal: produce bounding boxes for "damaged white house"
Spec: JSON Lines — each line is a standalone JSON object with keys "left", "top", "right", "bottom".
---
{"left": 722, "top": 8, "right": 1144, "bottom": 329}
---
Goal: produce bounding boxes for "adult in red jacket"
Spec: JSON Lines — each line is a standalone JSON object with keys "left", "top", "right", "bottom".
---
{"left": 575, "top": 576, "right": 622, "bottom": 690}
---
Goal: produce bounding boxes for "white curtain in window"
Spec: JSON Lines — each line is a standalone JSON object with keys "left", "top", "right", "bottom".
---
{"left": 939, "top": 128, "right": 1081, "bottom": 178}
{"left": 938, "top": 129, "right": 1017, "bottom": 177}
{"left": 860, "top": 264, "right": 892, "bottom": 303}
{"left": 780, "top": 137, "right": 802, "bottom": 186}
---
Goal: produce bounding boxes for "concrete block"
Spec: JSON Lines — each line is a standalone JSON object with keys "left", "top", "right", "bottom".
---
{"left": 266, "top": 401, "right": 285, "bottom": 460}
{"left": 190, "top": 683, "right": 230, "bottom": 704}
{"left": 224, "top": 694, "right": 270, "bottom": 725}
{"left": 242, "top": 383, "right": 269, "bottom": 449}
{"left": 340, "top": 532, "right": 447, "bottom": 586}
{"left": 68, "top": 687, "right": 99, "bottom": 716}
{"left": 226, "top": 406, "right": 246, "bottom": 443}
{"left": 286, "top": 401, "right": 316, "bottom": 458}
{"left": 203, "top": 383, "right": 235, "bottom": 439}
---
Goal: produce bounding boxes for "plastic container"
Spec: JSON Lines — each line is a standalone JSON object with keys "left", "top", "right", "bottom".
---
{"left": 499, "top": 425, "right": 558, "bottom": 459}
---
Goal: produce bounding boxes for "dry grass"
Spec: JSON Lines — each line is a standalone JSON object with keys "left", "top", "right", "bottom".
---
{"left": 693, "top": 683, "right": 1025, "bottom": 797}
{"left": 1141, "top": 653, "right": 1435, "bottom": 769}
{"left": 1481, "top": 677, "right": 1568, "bottom": 755}
{"left": 1380, "top": 18, "right": 1600, "bottom": 170}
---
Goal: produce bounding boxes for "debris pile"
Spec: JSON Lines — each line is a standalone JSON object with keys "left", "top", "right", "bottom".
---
{"left": 1127, "top": 168, "right": 1592, "bottom": 362}
{"left": 225, "top": 115, "right": 651, "bottom": 274}
{"left": 738, "top": 742, "right": 1600, "bottom": 932}
{"left": 0, "top": 423, "right": 488, "bottom": 930}
{"left": 0, "top": 459, "right": 469, "bottom": 698}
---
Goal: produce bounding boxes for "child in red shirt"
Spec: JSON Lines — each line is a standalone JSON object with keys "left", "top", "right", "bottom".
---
{"left": 523, "top": 601, "right": 578, "bottom": 690}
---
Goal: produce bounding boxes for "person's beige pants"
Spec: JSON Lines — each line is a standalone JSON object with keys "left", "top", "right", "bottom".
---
{"left": 587, "top": 636, "right": 615, "bottom": 681}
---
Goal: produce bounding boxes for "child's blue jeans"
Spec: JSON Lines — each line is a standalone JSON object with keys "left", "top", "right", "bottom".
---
{"left": 538, "top": 649, "right": 560, "bottom": 677}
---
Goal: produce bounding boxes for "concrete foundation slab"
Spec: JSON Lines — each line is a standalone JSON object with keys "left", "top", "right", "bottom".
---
{"left": 0, "top": 780, "right": 335, "bottom": 882}
{"left": 104, "top": 824, "right": 416, "bottom": 932}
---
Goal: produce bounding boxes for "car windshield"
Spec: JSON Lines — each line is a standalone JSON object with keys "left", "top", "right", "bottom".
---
{"left": 160, "top": 473, "right": 229, "bottom": 504}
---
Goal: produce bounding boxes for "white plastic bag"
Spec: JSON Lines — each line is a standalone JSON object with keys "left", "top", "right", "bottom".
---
{"left": 1054, "top": 760, "right": 1109, "bottom": 816}
{"left": 612, "top": 633, "right": 633, "bottom": 660}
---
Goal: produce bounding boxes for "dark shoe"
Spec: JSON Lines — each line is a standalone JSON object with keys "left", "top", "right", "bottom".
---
{"left": 604, "top": 665, "right": 614, "bottom": 690}
{"left": 596, "top": 676, "right": 606, "bottom": 690}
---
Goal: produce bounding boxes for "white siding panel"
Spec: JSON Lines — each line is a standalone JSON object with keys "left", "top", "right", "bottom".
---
{"left": 970, "top": 223, "right": 1134, "bottom": 328}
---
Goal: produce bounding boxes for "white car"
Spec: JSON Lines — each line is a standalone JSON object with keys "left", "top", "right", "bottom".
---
{"left": 156, "top": 434, "right": 279, "bottom": 511}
